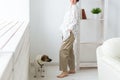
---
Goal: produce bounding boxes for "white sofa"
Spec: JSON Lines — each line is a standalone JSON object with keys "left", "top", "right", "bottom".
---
{"left": 97, "top": 38, "right": 120, "bottom": 80}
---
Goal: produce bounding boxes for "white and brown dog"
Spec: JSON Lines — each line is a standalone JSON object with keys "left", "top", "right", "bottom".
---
{"left": 34, "top": 55, "right": 52, "bottom": 78}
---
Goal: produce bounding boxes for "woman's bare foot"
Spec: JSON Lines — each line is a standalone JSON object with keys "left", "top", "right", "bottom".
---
{"left": 68, "top": 70, "right": 76, "bottom": 74}
{"left": 57, "top": 72, "right": 68, "bottom": 78}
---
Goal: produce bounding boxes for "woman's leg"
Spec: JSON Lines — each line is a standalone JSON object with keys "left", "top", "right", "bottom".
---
{"left": 68, "top": 45, "right": 75, "bottom": 73}
{"left": 57, "top": 32, "right": 75, "bottom": 78}
{"left": 59, "top": 49, "right": 69, "bottom": 72}
{"left": 57, "top": 41, "right": 70, "bottom": 78}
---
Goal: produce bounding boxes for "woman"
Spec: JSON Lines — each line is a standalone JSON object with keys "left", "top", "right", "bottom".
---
{"left": 57, "top": 0, "right": 80, "bottom": 78}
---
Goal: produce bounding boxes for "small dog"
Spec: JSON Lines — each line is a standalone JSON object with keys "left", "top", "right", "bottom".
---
{"left": 34, "top": 55, "right": 52, "bottom": 78}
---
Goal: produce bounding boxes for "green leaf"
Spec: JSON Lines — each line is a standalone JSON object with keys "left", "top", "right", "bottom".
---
{"left": 91, "top": 8, "right": 102, "bottom": 14}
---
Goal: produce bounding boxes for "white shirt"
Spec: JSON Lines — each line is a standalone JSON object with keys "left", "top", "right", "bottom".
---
{"left": 60, "top": 4, "right": 80, "bottom": 41}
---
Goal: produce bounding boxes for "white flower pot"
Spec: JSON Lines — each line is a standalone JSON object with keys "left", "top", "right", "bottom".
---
{"left": 93, "top": 14, "right": 99, "bottom": 20}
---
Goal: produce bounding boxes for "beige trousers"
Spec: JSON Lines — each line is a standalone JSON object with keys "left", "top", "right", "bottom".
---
{"left": 59, "top": 32, "right": 75, "bottom": 72}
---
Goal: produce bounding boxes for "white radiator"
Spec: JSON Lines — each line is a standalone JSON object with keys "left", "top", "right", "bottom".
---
{"left": 0, "top": 19, "right": 30, "bottom": 80}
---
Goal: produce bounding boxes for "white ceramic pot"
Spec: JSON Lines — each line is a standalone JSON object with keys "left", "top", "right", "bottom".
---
{"left": 93, "top": 14, "right": 99, "bottom": 20}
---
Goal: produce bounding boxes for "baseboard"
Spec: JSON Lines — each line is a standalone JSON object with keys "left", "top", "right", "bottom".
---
{"left": 80, "top": 62, "right": 97, "bottom": 67}
{"left": 30, "top": 62, "right": 97, "bottom": 67}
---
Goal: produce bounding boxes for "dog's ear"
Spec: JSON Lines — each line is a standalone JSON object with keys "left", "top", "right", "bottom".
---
{"left": 41, "top": 55, "right": 48, "bottom": 61}
{"left": 41, "top": 55, "right": 45, "bottom": 61}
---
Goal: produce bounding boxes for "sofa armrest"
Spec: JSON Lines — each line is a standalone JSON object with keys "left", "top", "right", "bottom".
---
{"left": 97, "top": 38, "right": 120, "bottom": 80}
{"left": 97, "top": 46, "right": 120, "bottom": 72}
{"left": 97, "top": 45, "right": 120, "bottom": 80}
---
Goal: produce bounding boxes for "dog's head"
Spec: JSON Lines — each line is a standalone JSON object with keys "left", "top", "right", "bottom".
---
{"left": 41, "top": 55, "right": 52, "bottom": 62}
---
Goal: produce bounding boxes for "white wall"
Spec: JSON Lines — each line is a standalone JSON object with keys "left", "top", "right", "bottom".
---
{"left": 30, "top": 0, "right": 70, "bottom": 63}
{"left": 104, "top": 0, "right": 120, "bottom": 40}
{"left": 30, "top": 0, "right": 103, "bottom": 63}
{"left": 30, "top": 0, "right": 120, "bottom": 64}
{"left": 0, "top": 0, "right": 29, "bottom": 20}
{"left": 30, "top": 0, "right": 100, "bottom": 64}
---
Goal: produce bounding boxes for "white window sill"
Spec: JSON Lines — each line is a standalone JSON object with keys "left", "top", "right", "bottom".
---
{"left": 0, "top": 53, "right": 13, "bottom": 79}
{"left": 0, "top": 19, "right": 29, "bottom": 80}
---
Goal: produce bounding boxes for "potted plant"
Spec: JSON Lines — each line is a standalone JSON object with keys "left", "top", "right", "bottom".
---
{"left": 91, "top": 8, "right": 102, "bottom": 19}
